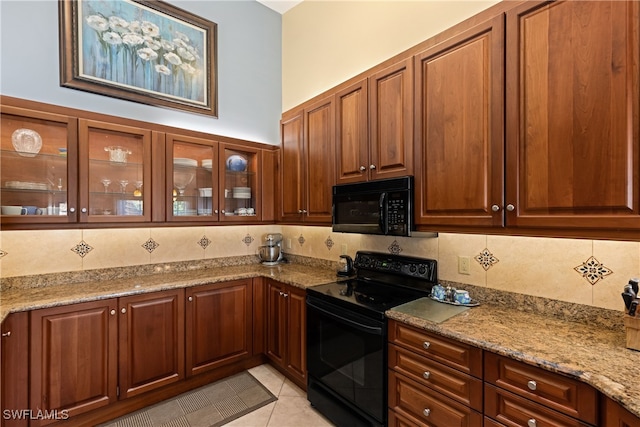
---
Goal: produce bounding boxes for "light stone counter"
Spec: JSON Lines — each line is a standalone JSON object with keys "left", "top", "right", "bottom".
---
{"left": 387, "top": 297, "right": 640, "bottom": 420}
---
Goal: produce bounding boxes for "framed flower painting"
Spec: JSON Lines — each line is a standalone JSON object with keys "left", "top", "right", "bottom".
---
{"left": 59, "top": 0, "right": 217, "bottom": 117}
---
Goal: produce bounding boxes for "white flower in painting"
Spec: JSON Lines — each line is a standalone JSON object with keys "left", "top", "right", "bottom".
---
{"left": 155, "top": 64, "right": 171, "bottom": 75}
{"left": 187, "top": 45, "right": 201, "bottom": 60}
{"left": 102, "top": 31, "right": 123, "bottom": 45}
{"left": 137, "top": 47, "right": 158, "bottom": 61}
{"left": 141, "top": 21, "right": 160, "bottom": 37}
{"left": 173, "top": 38, "right": 188, "bottom": 49}
{"left": 108, "top": 16, "right": 129, "bottom": 33}
{"left": 144, "top": 37, "right": 161, "bottom": 51}
{"left": 164, "top": 52, "right": 182, "bottom": 66}
{"left": 174, "top": 31, "right": 190, "bottom": 42}
{"left": 128, "top": 20, "right": 142, "bottom": 34}
{"left": 122, "top": 33, "right": 145, "bottom": 47}
{"left": 160, "top": 39, "right": 175, "bottom": 51}
{"left": 177, "top": 46, "right": 195, "bottom": 62}
{"left": 180, "top": 63, "right": 196, "bottom": 75}
{"left": 86, "top": 15, "right": 108, "bottom": 32}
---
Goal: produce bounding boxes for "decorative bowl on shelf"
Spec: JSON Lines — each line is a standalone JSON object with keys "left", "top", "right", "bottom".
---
{"left": 226, "top": 154, "right": 247, "bottom": 172}
{"left": 12, "top": 128, "right": 42, "bottom": 157}
{"left": 105, "top": 146, "right": 131, "bottom": 164}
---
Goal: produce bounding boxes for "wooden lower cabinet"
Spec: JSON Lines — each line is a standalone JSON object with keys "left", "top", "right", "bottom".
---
{"left": 265, "top": 279, "right": 307, "bottom": 389}
{"left": 30, "top": 300, "right": 118, "bottom": 426}
{"left": 185, "top": 279, "right": 253, "bottom": 376}
{"left": 118, "top": 289, "right": 185, "bottom": 399}
{"left": 1, "top": 312, "right": 29, "bottom": 427}
{"left": 602, "top": 396, "right": 640, "bottom": 427}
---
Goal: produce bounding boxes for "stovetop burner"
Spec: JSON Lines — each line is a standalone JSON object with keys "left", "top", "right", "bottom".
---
{"left": 307, "top": 251, "right": 437, "bottom": 320}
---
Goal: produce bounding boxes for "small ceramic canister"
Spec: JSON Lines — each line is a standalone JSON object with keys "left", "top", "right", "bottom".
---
{"left": 454, "top": 290, "right": 471, "bottom": 304}
{"left": 431, "top": 284, "right": 446, "bottom": 300}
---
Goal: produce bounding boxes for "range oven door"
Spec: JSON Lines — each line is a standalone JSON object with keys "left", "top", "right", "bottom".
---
{"left": 306, "top": 295, "right": 386, "bottom": 426}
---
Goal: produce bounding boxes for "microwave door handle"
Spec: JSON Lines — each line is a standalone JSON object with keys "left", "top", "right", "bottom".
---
{"left": 379, "top": 192, "right": 387, "bottom": 234}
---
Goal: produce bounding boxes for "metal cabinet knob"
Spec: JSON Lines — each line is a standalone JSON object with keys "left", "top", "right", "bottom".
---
{"left": 221, "top": 210, "right": 226, "bottom": 214}
{"left": 69, "top": 207, "right": 76, "bottom": 213}
{"left": 527, "top": 380, "right": 537, "bottom": 391}
{"left": 423, "top": 371, "right": 431, "bottom": 380}
{"left": 298, "top": 209, "right": 303, "bottom": 214}
{"left": 214, "top": 209, "right": 219, "bottom": 214}
{"left": 283, "top": 293, "right": 289, "bottom": 298}
{"left": 110, "top": 309, "right": 116, "bottom": 316}
{"left": 423, "top": 341, "right": 431, "bottom": 350}
{"left": 121, "top": 308, "right": 127, "bottom": 314}
{"left": 188, "top": 296, "right": 193, "bottom": 302}
{"left": 423, "top": 408, "right": 431, "bottom": 417}
{"left": 491, "top": 204, "right": 500, "bottom": 212}
{"left": 369, "top": 164, "right": 376, "bottom": 170}
{"left": 359, "top": 166, "right": 366, "bottom": 171}
{"left": 506, "top": 204, "right": 515, "bottom": 212}
{"left": 302, "top": 209, "right": 307, "bottom": 214}
{"left": 527, "top": 419, "right": 537, "bottom": 427}
{"left": 1, "top": 331, "right": 11, "bottom": 337}
{"left": 81, "top": 208, "right": 87, "bottom": 213}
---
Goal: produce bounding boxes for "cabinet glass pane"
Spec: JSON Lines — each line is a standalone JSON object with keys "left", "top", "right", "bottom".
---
{"left": 172, "top": 142, "right": 215, "bottom": 217}
{"left": 223, "top": 148, "right": 256, "bottom": 218}
{"left": 88, "top": 129, "right": 145, "bottom": 217}
{"left": 1, "top": 113, "right": 69, "bottom": 217}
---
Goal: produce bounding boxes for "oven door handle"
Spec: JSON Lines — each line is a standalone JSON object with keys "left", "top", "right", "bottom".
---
{"left": 307, "top": 298, "right": 384, "bottom": 335}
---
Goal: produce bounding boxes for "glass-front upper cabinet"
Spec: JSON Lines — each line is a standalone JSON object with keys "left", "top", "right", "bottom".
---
{"left": 220, "top": 144, "right": 260, "bottom": 222}
{"left": 79, "top": 119, "right": 152, "bottom": 223}
{"left": 1, "top": 106, "right": 78, "bottom": 225}
{"left": 166, "top": 133, "right": 218, "bottom": 221}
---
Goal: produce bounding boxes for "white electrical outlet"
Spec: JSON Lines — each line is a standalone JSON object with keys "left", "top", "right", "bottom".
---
{"left": 286, "top": 238, "right": 292, "bottom": 249}
{"left": 341, "top": 244, "right": 348, "bottom": 255}
{"left": 458, "top": 256, "right": 471, "bottom": 275}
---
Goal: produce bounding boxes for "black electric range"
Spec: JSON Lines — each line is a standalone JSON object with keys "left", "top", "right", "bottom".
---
{"left": 306, "top": 251, "right": 437, "bottom": 427}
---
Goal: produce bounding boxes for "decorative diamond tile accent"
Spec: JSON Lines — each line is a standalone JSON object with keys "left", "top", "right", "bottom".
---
{"left": 388, "top": 240, "right": 402, "bottom": 255}
{"left": 142, "top": 238, "right": 159, "bottom": 253}
{"left": 574, "top": 256, "right": 613, "bottom": 285}
{"left": 298, "top": 235, "right": 305, "bottom": 246}
{"left": 325, "top": 236, "right": 334, "bottom": 251}
{"left": 243, "top": 234, "right": 254, "bottom": 246}
{"left": 71, "top": 241, "right": 93, "bottom": 258}
{"left": 0, "top": 250, "right": 6, "bottom": 258}
{"left": 198, "top": 236, "right": 211, "bottom": 250}
{"left": 475, "top": 248, "right": 499, "bottom": 271}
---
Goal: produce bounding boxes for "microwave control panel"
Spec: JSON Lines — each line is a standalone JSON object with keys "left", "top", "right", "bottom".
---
{"left": 387, "top": 192, "right": 407, "bottom": 233}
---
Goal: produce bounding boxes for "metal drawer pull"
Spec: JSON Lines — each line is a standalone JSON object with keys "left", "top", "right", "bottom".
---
{"left": 423, "top": 371, "right": 431, "bottom": 380}
{"left": 527, "top": 419, "right": 537, "bottom": 427}
{"left": 527, "top": 380, "right": 537, "bottom": 391}
{"left": 423, "top": 408, "right": 431, "bottom": 417}
{"left": 423, "top": 341, "right": 431, "bottom": 350}
{"left": 1, "top": 331, "right": 11, "bottom": 337}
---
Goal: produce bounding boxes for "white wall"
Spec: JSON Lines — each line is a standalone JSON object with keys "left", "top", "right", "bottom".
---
{"left": 0, "top": 0, "right": 282, "bottom": 145}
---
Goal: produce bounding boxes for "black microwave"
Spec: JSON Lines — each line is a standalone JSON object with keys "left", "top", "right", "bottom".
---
{"left": 332, "top": 176, "right": 414, "bottom": 236}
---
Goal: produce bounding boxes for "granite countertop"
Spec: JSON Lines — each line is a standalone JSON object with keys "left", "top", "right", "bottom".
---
{"left": 0, "top": 262, "right": 338, "bottom": 323}
{"left": 387, "top": 297, "right": 640, "bottom": 419}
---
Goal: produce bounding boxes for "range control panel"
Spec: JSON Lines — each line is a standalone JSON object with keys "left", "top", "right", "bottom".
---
{"left": 354, "top": 251, "right": 437, "bottom": 283}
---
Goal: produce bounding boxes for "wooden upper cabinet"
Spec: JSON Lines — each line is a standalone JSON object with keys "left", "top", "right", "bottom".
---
{"left": 505, "top": 0, "right": 640, "bottom": 230}
{"left": 369, "top": 57, "right": 414, "bottom": 180}
{"left": 279, "top": 109, "right": 305, "bottom": 222}
{"left": 336, "top": 79, "right": 369, "bottom": 184}
{"left": 414, "top": 15, "right": 505, "bottom": 227}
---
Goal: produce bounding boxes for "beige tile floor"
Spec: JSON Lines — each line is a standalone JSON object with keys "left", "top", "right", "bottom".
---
{"left": 226, "top": 364, "right": 335, "bottom": 427}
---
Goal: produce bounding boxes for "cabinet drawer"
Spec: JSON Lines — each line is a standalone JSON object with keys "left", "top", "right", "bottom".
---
{"left": 389, "top": 343, "right": 482, "bottom": 411}
{"left": 484, "top": 352, "right": 597, "bottom": 424}
{"left": 388, "top": 409, "right": 423, "bottom": 427}
{"left": 389, "top": 370, "right": 482, "bottom": 427}
{"left": 485, "top": 384, "right": 592, "bottom": 427}
{"left": 389, "top": 320, "right": 482, "bottom": 377}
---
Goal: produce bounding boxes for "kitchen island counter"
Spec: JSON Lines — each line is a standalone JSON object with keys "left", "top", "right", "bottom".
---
{"left": 387, "top": 298, "right": 640, "bottom": 420}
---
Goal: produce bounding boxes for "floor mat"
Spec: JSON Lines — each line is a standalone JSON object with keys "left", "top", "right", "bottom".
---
{"left": 100, "top": 371, "right": 277, "bottom": 427}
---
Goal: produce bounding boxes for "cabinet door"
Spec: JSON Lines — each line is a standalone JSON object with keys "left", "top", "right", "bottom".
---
{"left": 30, "top": 300, "right": 118, "bottom": 425}
{"left": 1, "top": 312, "right": 29, "bottom": 427}
{"left": 220, "top": 144, "right": 261, "bottom": 221}
{"left": 414, "top": 16, "right": 505, "bottom": 227}
{"left": 505, "top": 0, "right": 640, "bottom": 229}
{"left": 265, "top": 279, "right": 287, "bottom": 366}
{"left": 118, "top": 289, "right": 185, "bottom": 399}
{"left": 285, "top": 285, "right": 307, "bottom": 389}
{"left": 79, "top": 119, "right": 152, "bottom": 223}
{"left": 304, "top": 96, "right": 336, "bottom": 223}
{"left": 165, "top": 133, "right": 219, "bottom": 221}
{"left": 280, "top": 109, "right": 305, "bottom": 222}
{"left": 602, "top": 396, "right": 640, "bottom": 427}
{"left": 185, "top": 280, "right": 252, "bottom": 377}
{"left": 336, "top": 79, "right": 369, "bottom": 184}
{"left": 0, "top": 106, "right": 78, "bottom": 226}
{"left": 369, "top": 57, "right": 414, "bottom": 180}
{"left": 260, "top": 148, "right": 278, "bottom": 222}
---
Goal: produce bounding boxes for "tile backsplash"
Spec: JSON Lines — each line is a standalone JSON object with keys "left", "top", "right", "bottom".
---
{"left": 0, "top": 225, "right": 634, "bottom": 312}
